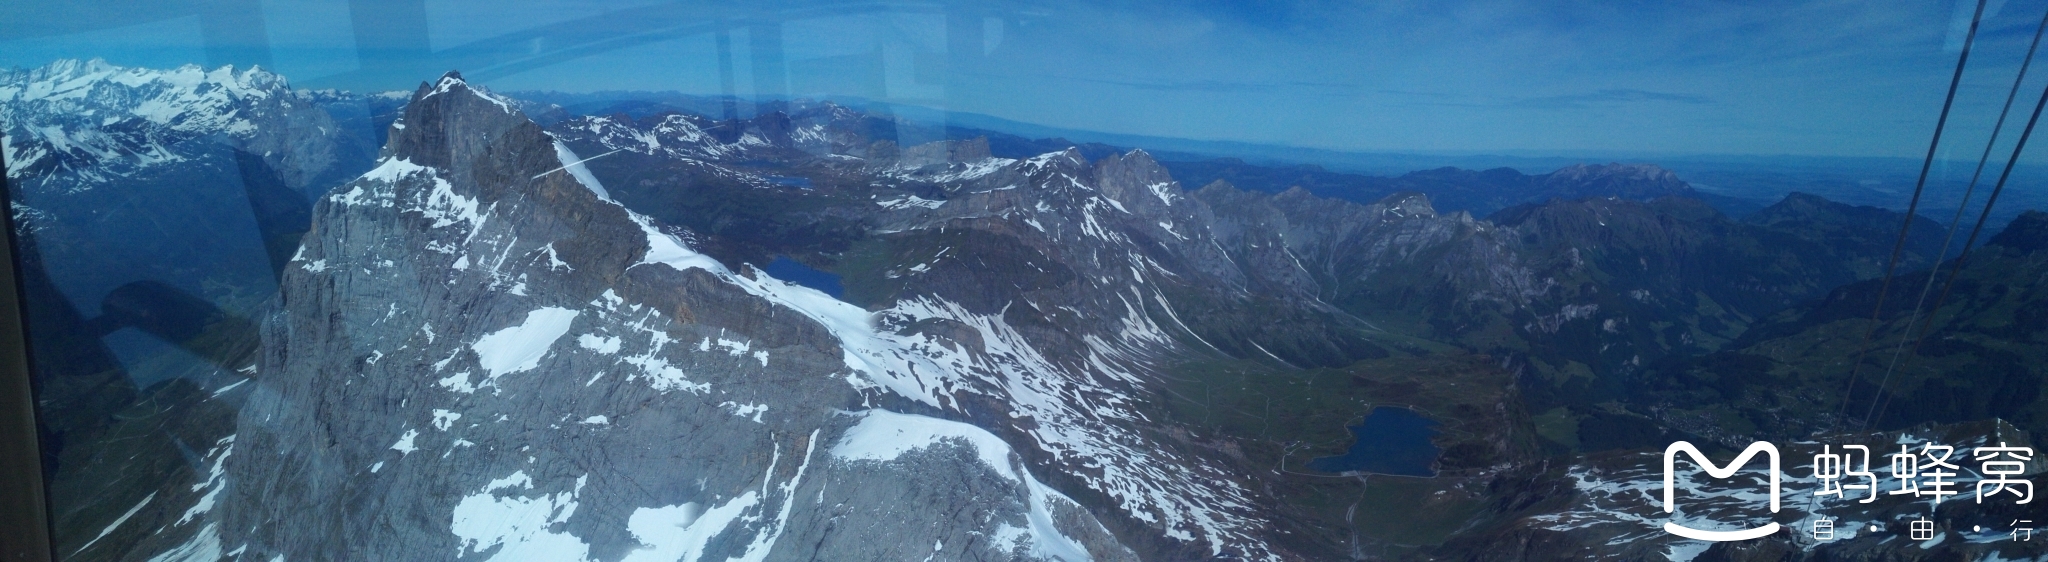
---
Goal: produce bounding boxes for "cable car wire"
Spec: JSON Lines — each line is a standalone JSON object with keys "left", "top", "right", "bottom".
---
{"left": 1826, "top": 0, "right": 1988, "bottom": 432}
{"left": 1863, "top": 4, "right": 2048, "bottom": 430}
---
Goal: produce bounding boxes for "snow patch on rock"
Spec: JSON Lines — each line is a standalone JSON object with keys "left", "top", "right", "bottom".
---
{"left": 470, "top": 307, "right": 580, "bottom": 381}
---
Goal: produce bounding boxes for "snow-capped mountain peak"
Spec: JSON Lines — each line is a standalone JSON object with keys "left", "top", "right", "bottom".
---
{"left": 3, "top": 58, "right": 286, "bottom": 133}
{"left": 1, "top": 58, "right": 351, "bottom": 195}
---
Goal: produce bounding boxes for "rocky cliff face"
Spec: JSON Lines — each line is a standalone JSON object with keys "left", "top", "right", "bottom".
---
{"left": 189, "top": 74, "right": 1143, "bottom": 561}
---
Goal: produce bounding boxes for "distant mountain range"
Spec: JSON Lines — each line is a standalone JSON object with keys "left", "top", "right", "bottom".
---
{"left": 5, "top": 59, "right": 2044, "bottom": 561}
{"left": 504, "top": 89, "right": 2048, "bottom": 226}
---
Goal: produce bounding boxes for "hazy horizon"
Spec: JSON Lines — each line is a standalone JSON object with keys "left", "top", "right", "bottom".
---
{"left": 10, "top": 1, "right": 2048, "bottom": 162}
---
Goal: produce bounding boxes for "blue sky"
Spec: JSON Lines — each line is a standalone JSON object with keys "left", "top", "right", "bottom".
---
{"left": 7, "top": 0, "right": 2048, "bottom": 160}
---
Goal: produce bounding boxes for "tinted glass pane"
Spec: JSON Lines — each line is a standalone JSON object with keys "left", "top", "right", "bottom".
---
{"left": 4, "top": 2, "right": 2045, "bottom": 561}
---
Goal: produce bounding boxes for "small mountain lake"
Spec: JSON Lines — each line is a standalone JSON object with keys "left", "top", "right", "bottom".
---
{"left": 763, "top": 175, "right": 814, "bottom": 189}
{"left": 1305, "top": 406, "right": 1442, "bottom": 477}
{"left": 762, "top": 255, "right": 844, "bottom": 299}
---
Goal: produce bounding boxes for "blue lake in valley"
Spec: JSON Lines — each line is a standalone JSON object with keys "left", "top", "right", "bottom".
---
{"left": 764, "top": 175, "right": 814, "bottom": 189}
{"left": 762, "top": 256, "right": 844, "bottom": 299}
{"left": 1305, "top": 406, "right": 1442, "bottom": 477}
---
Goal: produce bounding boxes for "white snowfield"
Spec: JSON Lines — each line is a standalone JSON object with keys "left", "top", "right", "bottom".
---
{"left": 450, "top": 471, "right": 592, "bottom": 561}
{"left": 135, "top": 436, "right": 235, "bottom": 562}
{"left": 832, "top": 410, "right": 1098, "bottom": 562}
{"left": 470, "top": 307, "right": 581, "bottom": 380}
